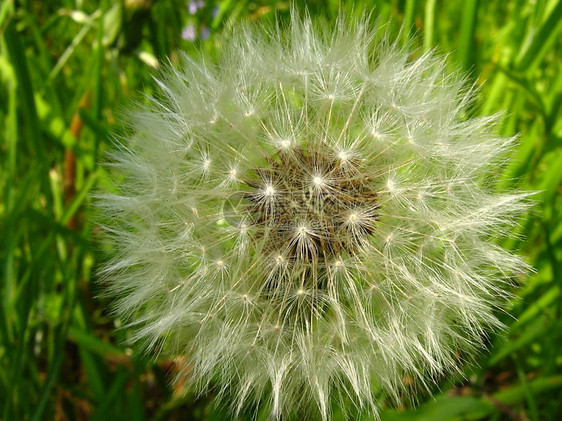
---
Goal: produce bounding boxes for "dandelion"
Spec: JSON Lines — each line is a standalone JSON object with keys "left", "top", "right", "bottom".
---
{"left": 99, "top": 11, "right": 531, "bottom": 420}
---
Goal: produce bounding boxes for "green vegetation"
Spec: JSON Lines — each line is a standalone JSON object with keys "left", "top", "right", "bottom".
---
{"left": 1, "top": 1, "right": 561, "bottom": 419}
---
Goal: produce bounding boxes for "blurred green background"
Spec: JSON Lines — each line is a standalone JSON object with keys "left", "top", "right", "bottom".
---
{"left": 1, "top": 0, "right": 561, "bottom": 419}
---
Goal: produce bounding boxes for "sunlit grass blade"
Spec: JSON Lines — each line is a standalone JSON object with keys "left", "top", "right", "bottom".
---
{"left": 423, "top": 0, "right": 436, "bottom": 51}
{"left": 457, "top": 0, "right": 479, "bottom": 71}
{"left": 516, "top": 0, "right": 562, "bottom": 72}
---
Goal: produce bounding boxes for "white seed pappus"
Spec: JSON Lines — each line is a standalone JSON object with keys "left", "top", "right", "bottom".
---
{"left": 99, "top": 12, "right": 531, "bottom": 420}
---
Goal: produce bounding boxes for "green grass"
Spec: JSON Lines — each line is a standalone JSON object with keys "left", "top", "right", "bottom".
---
{"left": 1, "top": 0, "right": 561, "bottom": 419}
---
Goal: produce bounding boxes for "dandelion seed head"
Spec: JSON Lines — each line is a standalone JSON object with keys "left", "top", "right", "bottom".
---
{"left": 99, "top": 10, "right": 531, "bottom": 421}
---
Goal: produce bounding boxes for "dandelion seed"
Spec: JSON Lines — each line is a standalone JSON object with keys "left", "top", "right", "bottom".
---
{"left": 387, "top": 178, "right": 396, "bottom": 192}
{"left": 337, "top": 150, "right": 349, "bottom": 161}
{"left": 99, "top": 9, "right": 531, "bottom": 421}
{"left": 313, "top": 175, "right": 324, "bottom": 186}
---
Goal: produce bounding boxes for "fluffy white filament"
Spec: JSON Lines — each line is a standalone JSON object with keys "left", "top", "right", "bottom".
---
{"left": 99, "top": 12, "right": 531, "bottom": 420}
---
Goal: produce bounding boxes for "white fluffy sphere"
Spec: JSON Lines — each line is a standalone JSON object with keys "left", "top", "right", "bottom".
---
{"left": 99, "top": 12, "right": 530, "bottom": 420}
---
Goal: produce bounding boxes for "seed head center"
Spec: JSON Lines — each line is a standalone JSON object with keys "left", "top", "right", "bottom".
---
{"left": 244, "top": 146, "right": 378, "bottom": 261}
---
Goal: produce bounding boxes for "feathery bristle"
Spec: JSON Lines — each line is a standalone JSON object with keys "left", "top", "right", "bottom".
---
{"left": 98, "top": 10, "right": 531, "bottom": 420}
